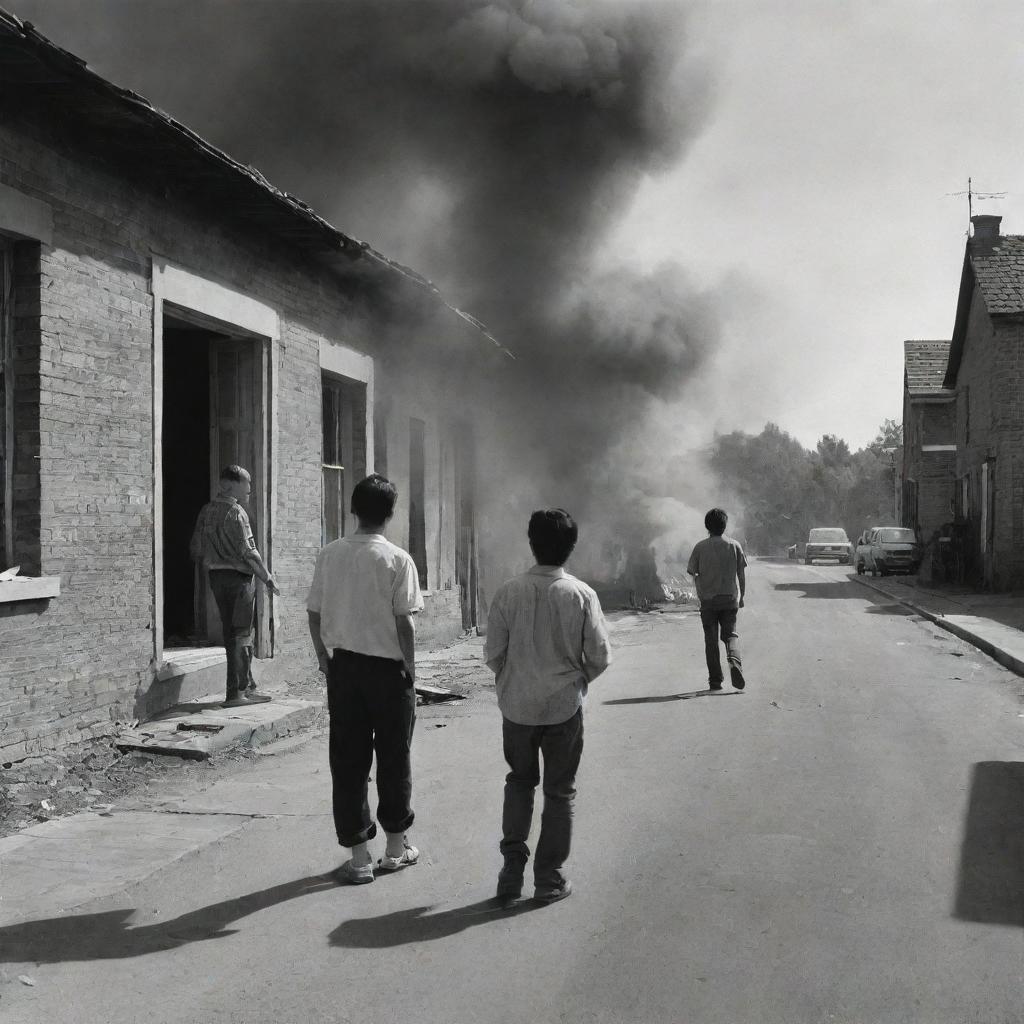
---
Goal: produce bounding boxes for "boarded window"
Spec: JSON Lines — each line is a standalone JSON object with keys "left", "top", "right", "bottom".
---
{"left": 321, "top": 373, "right": 366, "bottom": 545}
{"left": 0, "top": 238, "right": 40, "bottom": 573}
{"left": 0, "top": 239, "right": 11, "bottom": 568}
{"left": 408, "top": 417, "right": 427, "bottom": 587}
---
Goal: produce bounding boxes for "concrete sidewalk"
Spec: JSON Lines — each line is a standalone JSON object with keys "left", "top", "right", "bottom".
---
{"left": 853, "top": 573, "right": 1024, "bottom": 678}
{"left": 0, "top": 636, "right": 490, "bottom": 926}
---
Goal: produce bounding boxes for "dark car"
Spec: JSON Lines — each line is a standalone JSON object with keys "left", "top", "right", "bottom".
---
{"left": 867, "top": 527, "right": 921, "bottom": 576}
{"left": 804, "top": 527, "right": 852, "bottom": 565}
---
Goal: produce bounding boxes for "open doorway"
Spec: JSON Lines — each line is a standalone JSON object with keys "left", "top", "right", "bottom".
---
{"left": 161, "top": 308, "right": 269, "bottom": 653}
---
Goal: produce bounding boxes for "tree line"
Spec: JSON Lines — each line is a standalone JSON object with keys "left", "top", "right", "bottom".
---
{"left": 708, "top": 419, "right": 903, "bottom": 555}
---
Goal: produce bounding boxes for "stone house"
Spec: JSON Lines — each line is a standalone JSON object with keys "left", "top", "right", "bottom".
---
{"left": 0, "top": 12, "right": 507, "bottom": 762}
{"left": 900, "top": 339, "right": 956, "bottom": 541}
{"left": 942, "top": 214, "right": 1024, "bottom": 590}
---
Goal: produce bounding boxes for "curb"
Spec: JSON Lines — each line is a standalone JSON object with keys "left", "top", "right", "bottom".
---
{"left": 852, "top": 575, "right": 1024, "bottom": 678}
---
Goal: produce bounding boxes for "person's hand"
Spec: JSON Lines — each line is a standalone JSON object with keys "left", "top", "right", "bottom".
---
{"left": 316, "top": 650, "right": 330, "bottom": 675}
{"left": 266, "top": 575, "right": 281, "bottom": 597}
{"left": 739, "top": 597, "right": 745, "bottom": 608}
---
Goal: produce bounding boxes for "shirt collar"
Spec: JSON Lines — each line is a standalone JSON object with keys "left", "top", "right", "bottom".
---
{"left": 214, "top": 495, "right": 239, "bottom": 506}
{"left": 528, "top": 565, "right": 567, "bottom": 577}
{"left": 348, "top": 533, "right": 386, "bottom": 542}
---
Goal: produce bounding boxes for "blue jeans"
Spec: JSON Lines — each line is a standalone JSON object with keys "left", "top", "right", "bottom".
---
{"left": 700, "top": 606, "right": 741, "bottom": 684}
{"left": 500, "top": 708, "right": 584, "bottom": 889}
{"left": 326, "top": 649, "right": 416, "bottom": 848}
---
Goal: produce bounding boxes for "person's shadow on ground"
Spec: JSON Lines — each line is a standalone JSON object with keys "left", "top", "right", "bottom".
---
{"left": 0, "top": 872, "right": 337, "bottom": 963}
{"left": 604, "top": 689, "right": 743, "bottom": 705}
{"left": 329, "top": 896, "right": 542, "bottom": 948}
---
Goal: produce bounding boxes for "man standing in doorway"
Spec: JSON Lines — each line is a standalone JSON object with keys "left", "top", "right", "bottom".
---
{"left": 687, "top": 507, "right": 747, "bottom": 691}
{"left": 190, "top": 465, "right": 280, "bottom": 707}
{"left": 485, "top": 508, "right": 611, "bottom": 905}
{"left": 307, "top": 474, "right": 424, "bottom": 885}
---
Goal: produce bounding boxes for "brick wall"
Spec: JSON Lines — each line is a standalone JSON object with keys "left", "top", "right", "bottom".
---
{"left": 953, "top": 282, "right": 1024, "bottom": 589}
{"left": 0, "top": 111, "right": 481, "bottom": 759}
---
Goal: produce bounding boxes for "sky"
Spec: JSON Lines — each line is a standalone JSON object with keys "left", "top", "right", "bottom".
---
{"left": 6, "top": 0, "right": 1024, "bottom": 566}
{"left": 601, "top": 0, "right": 1024, "bottom": 449}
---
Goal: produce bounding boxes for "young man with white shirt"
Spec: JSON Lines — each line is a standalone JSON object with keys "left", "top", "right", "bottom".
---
{"left": 686, "top": 507, "right": 748, "bottom": 691}
{"left": 485, "top": 508, "right": 611, "bottom": 905}
{"left": 307, "top": 474, "right": 424, "bottom": 885}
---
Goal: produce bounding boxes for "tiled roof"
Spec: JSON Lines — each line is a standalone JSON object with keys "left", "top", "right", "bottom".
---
{"left": 904, "top": 340, "right": 952, "bottom": 395}
{"left": 971, "top": 235, "right": 1024, "bottom": 315}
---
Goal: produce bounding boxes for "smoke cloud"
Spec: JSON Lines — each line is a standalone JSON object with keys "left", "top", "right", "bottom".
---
{"left": 17, "top": 0, "right": 727, "bottom": 589}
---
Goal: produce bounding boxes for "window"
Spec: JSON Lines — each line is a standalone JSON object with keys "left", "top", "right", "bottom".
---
{"left": 1, "top": 239, "right": 12, "bottom": 568}
{"left": 408, "top": 417, "right": 427, "bottom": 587}
{"left": 321, "top": 373, "right": 366, "bottom": 545}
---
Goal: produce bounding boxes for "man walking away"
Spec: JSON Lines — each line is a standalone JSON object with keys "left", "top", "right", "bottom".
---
{"left": 687, "top": 507, "right": 747, "bottom": 691}
{"left": 190, "top": 465, "right": 280, "bottom": 708}
{"left": 485, "top": 508, "right": 611, "bottom": 905}
{"left": 306, "top": 474, "right": 424, "bottom": 885}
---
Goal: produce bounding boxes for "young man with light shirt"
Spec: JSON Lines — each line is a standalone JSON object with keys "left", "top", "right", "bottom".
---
{"left": 307, "top": 474, "right": 424, "bottom": 885}
{"left": 485, "top": 508, "right": 611, "bottom": 905}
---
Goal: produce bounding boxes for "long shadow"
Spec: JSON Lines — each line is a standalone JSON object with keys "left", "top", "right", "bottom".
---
{"left": 0, "top": 872, "right": 336, "bottom": 963}
{"left": 604, "top": 690, "right": 743, "bottom": 705}
{"left": 774, "top": 581, "right": 870, "bottom": 600}
{"left": 863, "top": 603, "right": 914, "bottom": 616}
{"left": 953, "top": 762, "right": 1024, "bottom": 927}
{"left": 330, "top": 897, "right": 541, "bottom": 948}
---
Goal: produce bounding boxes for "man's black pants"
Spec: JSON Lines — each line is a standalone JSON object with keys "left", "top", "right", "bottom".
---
{"left": 326, "top": 648, "right": 416, "bottom": 848}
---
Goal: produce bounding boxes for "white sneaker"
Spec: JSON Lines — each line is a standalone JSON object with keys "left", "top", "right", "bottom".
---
{"left": 377, "top": 844, "right": 419, "bottom": 872}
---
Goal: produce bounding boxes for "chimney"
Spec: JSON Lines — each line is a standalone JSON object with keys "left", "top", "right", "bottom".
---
{"left": 970, "top": 214, "right": 1002, "bottom": 247}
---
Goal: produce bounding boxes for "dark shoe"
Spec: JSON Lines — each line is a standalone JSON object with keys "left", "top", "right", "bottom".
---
{"left": 496, "top": 859, "right": 525, "bottom": 901}
{"left": 534, "top": 879, "right": 573, "bottom": 904}
{"left": 729, "top": 664, "right": 746, "bottom": 690}
{"left": 335, "top": 859, "right": 374, "bottom": 885}
{"left": 242, "top": 691, "right": 272, "bottom": 704}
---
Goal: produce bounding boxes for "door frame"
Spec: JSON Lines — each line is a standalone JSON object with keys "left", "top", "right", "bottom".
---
{"left": 151, "top": 258, "right": 280, "bottom": 669}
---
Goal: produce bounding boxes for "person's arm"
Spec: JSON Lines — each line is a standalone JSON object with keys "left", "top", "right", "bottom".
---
{"left": 189, "top": 511, "right": 204, "bottom": 563}
{"left": 484, "top": 597, "right": 508, "bottom": 676}
{"left": 395, "top": 613, "right": 416, "bottom": 683}
{"left": 307, "top": 611, "right": 330, "bottom": 674}
{"left": 686, "top": 544, "right": 700, "bottom": 579}
{"left": 737, "top": 564, "right": 746, "bottom": 608}
{"left": 233, "top": 509, "right": 281, "bottom": 595}
{"left": 581, "top": 594, "right": 612, "bottom": 683}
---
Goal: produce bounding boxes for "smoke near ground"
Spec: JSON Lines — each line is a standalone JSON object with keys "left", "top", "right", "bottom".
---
{"left": 16, "top": 0, "right": 733, "bottom": 588}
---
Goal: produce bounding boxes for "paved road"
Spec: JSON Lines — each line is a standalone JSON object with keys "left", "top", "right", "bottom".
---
{"left": 2, "top": 560, "right": 1022, "bottom": 1023}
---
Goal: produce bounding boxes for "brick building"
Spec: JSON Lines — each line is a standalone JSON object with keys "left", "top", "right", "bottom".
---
{"left": 942, "top": 214, "right": 1024, "bottom": 590}
{"left": 0, "top": 12, "right": 508, "bottom": 761}
{"left": 901, "top": 340, "right": 956, "bottom": 540}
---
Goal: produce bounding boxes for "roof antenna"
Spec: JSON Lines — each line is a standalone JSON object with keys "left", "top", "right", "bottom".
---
{"left": 945, "top": 178, "right": 1007, "bottom": 234}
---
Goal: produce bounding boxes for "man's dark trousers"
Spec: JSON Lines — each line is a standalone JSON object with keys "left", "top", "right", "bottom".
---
{"left": 326, "top": 649, "right": 416, "bottom": 847}
{"left": 700, "top": 605, "right": 741, "bottom": 684}
{"left": 208, "top": 569, "right": 256, "bottom": 700}
{"left": 501, "top": 708, "right": 584, "bottom": 889}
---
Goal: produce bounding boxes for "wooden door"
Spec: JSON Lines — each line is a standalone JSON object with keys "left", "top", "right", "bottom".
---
{"left": 197, "top": 337, "right": 269, "bottom": 653}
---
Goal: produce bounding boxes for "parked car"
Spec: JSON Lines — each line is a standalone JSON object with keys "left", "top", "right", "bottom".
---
{"left": 866, "top": 526, "right": 922, "bottom": 576}
{"left": 804, "top": 527, "right": 852, "bottom": 565}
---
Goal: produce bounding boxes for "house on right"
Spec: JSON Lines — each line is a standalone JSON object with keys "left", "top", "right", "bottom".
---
{"left": 943, "top": 214, "right": 1024, "bottom": 590}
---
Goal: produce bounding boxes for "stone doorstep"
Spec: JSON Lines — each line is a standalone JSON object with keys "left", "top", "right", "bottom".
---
{"left": 115, "top": 695, "right": 325, "bottom": 759}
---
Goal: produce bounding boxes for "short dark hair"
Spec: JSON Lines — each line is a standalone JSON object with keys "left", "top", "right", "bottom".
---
{"left": 220, "top": 465, "right": 251, "bottom": 483}
{"left": 705, "top": 507, "right": 728, "bottom": 535}
{"left": 351, "top": 474, "right": 397, "bottom": 526}
{"left": 528, "top": 508, "right": 578, "bottom": 566}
